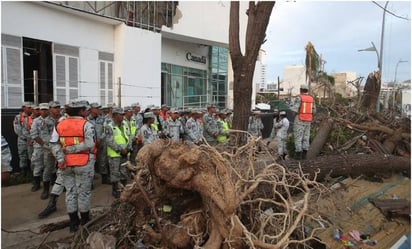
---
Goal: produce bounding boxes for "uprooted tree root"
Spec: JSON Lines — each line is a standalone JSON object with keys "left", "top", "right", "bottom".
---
{"left": 71, "top": 133, "right": 331, "bottom": 249}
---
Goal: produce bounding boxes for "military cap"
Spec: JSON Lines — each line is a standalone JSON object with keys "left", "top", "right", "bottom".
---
{"left": 170, "top": 108, "right": 179, "bottom": 113}
{"left": 22, "top": 101, "right": 34, "bottom": 107}
{"left": 252, "top": 110, "right": 261, "bottom": 114}
{"left": 151, "top": 105, "right": 160, "bottom": 110}
{"left": 161, "top": 104, "right": 169, "bottom": 109}
{"left": 131, "top": 102, "right": 141, "bottom": 108}
{"left": 39, "top": 103, "right": 49, "bottom": 110}
{"left": 106, "top": 103, "right": 116, "bottom": 108}
{"left": 90, "top": 102, "right": 101, "bottom": 109}
{"left": 68, "top": 100, "right": 89, "bottom": 108}
{"left": 219, "top": 109, "right": 228, "bottom": 115}
{"left": 300, "top": 84, "right": 309, "bottom": 90}
{"left": 144, "top": 112, "right": 155, "bottom": 118}
{"left": 49, "top": 101, "right": 61, "bottom": 108}
{"left": 112, "top": 107, "right": 125, "bottom": 115}
{"left": 31, "top": 104, "right": 40, "bottom": 110}
{"left": 124, "top": 106, "right": 133, "bottom": 112}
{"left": 279, "top": 111, "right": 287, "bottom": 116}
{"left": 207, "top": 104, "right": 216, "bottom": 108}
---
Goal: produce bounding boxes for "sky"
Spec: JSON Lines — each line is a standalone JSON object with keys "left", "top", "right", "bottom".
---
{"left": 261, "top": 1, "right": 411, "bottom": 84}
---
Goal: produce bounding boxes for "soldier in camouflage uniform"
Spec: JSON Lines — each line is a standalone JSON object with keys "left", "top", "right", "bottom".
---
{"left": 13, "top": 101, "right": 34, "bottom": 176}
{"left": 130, "top": 103, "right": 143, "bottom": 164}
{"left": 271, "top": 111, "right": 290, "bottom": 160}
{"left": 139, "top": 112, "right": 158, "bottom": 145}
{"left": 2, "top": 135, "right": 13, "bottom": 186}
{"left": 105, "top": 107, "right": 132, "bottom": 198}
{"left": 38, "top": 101, "right": 62, "bottom": 218}
{"left": 184, "top": 109, "right": 203, "bottom": 145}
{"left": 202, "top": 104, "right": 221, "bottom": 146}
{"left": 49, "top": 100, "right": 95, "bottom": 232}
{"left": 248, "top": 110, "right": 264, "bottom": 137}
{"left": 30, "top": 103, "right": 52, "bottom": 198}
{"left": 163, "top": 108, "right": 184, "bottom": 143}
{"left": 87, "top": 103, "right": 110, "bottom": 184}
{"left": 290, "top": 84, "right": 316, "bottom": 160}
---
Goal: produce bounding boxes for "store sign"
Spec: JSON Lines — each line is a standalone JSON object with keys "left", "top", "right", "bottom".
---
{"left": 186, "top": 52, "right": 206, "bottom": 64}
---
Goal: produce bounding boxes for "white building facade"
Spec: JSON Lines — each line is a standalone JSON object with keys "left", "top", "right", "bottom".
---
{"left": 1, "top": 1, "right": 249, "bottom": 109}
{"left": 283, "top": 65, "right": 306, "bottom": 97}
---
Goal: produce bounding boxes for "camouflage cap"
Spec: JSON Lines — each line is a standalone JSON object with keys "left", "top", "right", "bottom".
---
{"left": 112, "top": 107, "right": 125, "bottom": 115}
{"left": 300, "top": 84, "right": 309, "bottom": 90}
{"left": 68, "top": 100, "right": 89, "bottom": 108}
{"left": 31, "top": 104, "right": 40, "bottom": 110}
{"left": 144, "top": 112, "right": 155, "bottom": 118}
{"left": 123, "top": 106, "right": 133, "bottom": 112}
{"left": 131, "top": 102, "right": 140, "bottom": 108}
{"left": 39, "top": 103, "right": 49, "bottom": 110}
{"left": 22, "top": 101, "right": 34, "bottom": 107}
{"left": 90, "top": 102, "right": 101, "bottom": 109}
{"left": 48, "top": 101, "right": 61, "bottom": 108}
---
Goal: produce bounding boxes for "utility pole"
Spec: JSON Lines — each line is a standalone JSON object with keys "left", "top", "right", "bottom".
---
{"left": 117, "top": 77, "right": 121, "bottom": 107}
{"left": 33, "top": 70, "right": 38, "bottom": 105}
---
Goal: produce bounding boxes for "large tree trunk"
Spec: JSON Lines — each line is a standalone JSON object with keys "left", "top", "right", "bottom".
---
{"left": 286, "top": 154, "right": 410, "bottom": 182}
{"left": 307, "top": 117, "right": 334, "bottom": 159}
{"left": 361, "top": 71, "right": 381, "bottom": 112}
{"left": 229, "top": 1, "right": 275, "bottom": 132}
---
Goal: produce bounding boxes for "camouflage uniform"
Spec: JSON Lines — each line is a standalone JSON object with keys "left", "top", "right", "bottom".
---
{"left": 163, "top": 115, "right": 184, "bottom": 142}
{"left": 290, "top": 86, "right": 316, "bottom": 159}
{"left": 13, "top": 103, "right": 33, "bottom": 172}
{"left": 248, "top": 113, "right": 264, "bottom": 137}
{"left": 105, "top": 114, "right": 131, "bottom": 184}
{"left": 1, "top": 136, "right": 12, "bottom": 173}
{"left": 50, "top": 113, "right": 95, "bottom": 217}
{"left": 272, "top": 114, "right": 289, "bottom": 156}
{"left": 202, "top": 111, "right": 219, "bottom": 146}
{"left": 184, "top": 115, "right": 202, "bottom": 144}
{"left": 139, "top": 123, "right": 158, "bottom": 145}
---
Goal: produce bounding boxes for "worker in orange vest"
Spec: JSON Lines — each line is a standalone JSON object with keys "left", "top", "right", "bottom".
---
{"left": 290, "top": 84, "right": 316, "bottom": 160}
{"left": 49, "top": 100, "right": 96, "bottom": 232}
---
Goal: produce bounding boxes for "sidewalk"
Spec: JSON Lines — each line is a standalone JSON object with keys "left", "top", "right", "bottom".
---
{"left": 1, "top": 176, "right": 115, "bottom": 248}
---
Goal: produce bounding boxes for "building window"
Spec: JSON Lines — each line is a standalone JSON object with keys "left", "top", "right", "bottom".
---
{"left": 209, "top": 46, "right": 228, "bottom": 108}
{"left": 99, "top": 51, "right": 114, "bottom": 106}
{"left": 161, "top": 63, "right": 207, "bottom": 108}
{"left": 1, "top": 34, "right": 23, "bottom": 108}
{"left": 54, "top": 43, "right": 79, "bottom": 105}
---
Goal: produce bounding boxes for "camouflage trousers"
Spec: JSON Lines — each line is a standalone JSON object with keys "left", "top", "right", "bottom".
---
{"left": 17, "top": 137, "right": 33, "bottom": 169}
{"left": 108, "top": 157, "right": 129, "bottom": 183}
{"left": 50, "top": 169, "right": 64, "bottom": 196}
{"left": 96, "top": 141, "right": 109, "bottom": 175}
{"left": 31, "top": 147, "right": 56, "bottom": 181}
{"left": 276, "top": 136, "right": 287, "bottom": 155}
{"left": 61, "top": 157, "right": 95, "bottom": 213}
{"left": 293, "top": 118, "right": 311, "bottom": 152}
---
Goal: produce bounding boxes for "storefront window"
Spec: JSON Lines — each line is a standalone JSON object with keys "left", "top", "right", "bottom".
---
{"left": 161, "top": 63, "right": 207, "bottom": 108}
{"left": 209, "top": 46, "right": 228, "bottom": 108}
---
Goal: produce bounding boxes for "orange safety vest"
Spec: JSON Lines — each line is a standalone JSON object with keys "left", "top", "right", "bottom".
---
{"left": 298, "top": 94, "right": 314, "bottom": 122}
{"left": 56, "top": 118, "right": 90, "bottom": 166}
{"left": 20, "top": 112, "right": 33, "bottom": 132}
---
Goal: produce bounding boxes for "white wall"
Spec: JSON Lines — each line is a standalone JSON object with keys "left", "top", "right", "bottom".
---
{"left": 284, "top": 65, "right": 306, "bottom": 96}
{"left": 114, "top": 24, "right": 162, "bottom": 108}
{"left": 1, "top": 2, "right": 115, "bottom": 52}
{"left": 162, "top": 38, "right": 209, "bottom": 70}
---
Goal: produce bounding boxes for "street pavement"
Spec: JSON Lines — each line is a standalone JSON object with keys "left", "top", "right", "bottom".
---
{"left": 1, "top": 175, "right": 115, "bottom": 248}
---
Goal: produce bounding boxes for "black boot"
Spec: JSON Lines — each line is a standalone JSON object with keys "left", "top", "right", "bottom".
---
{"left": 38, "top": 194, "right": 58, "bottom": 218}
{"left": 80, "top": 211, "right": 90, "bottom": 226}
{"left": 294, "top": 151, "right": 302, "bottom": 160}
{"left": 40, "top": 181, "right": 50, "bottom": 200}
{"left": 112, "top": 182, "right": 120, "bottom": 199}
{"left": 68, "top": 212, "right": 80, "bottom": 233}
{"left": 101, "top": 174, "right": 111, "bottom": 185}
{"left": 50, "top": 173, "right": 57, "bottom": 186}
{"left": 31, "top": 176, "right": 41, "bottom": 192}
{"left": 302, "top": 150, "right": 308, "bottom": 160}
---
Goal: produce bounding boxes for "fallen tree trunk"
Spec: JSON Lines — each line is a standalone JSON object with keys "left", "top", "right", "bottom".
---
{"left": 307, "top": 117, "right": 334, "bottom": 159}
{"left": 286, "top": 154, "right": 410, "bottom": 182}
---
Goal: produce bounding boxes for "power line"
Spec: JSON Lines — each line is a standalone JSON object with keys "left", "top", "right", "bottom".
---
{"left": 372, "top": 1, "right": 410, "bottom": 21}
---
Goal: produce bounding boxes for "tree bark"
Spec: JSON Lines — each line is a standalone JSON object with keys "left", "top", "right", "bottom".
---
{"left": 361, "top": 71, "right": 381, "bottom": 112}
{"left": 307, "top": 117, "right": 334, "bottom": 159}
{"left": 286, "top": 154, "right": 410, "bottom": 182}
{"left": 229, "top": 1, "right": 275, "bottom": 132}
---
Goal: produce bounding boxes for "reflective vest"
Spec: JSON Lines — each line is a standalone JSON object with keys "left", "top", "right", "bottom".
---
{"left": 123, "top": 119, "right": 136, "bottom": 137}
{"left": 56, "top": 118, "right": 89, "bottom": 166}
{"left": 107, "top": 124, "right": 129, "bottom": 158}
{"left": 20, "top": 112, "right": 33, "bottom": 132}
{"left": 217, "top": 120, "right": 229, "bottom": 143}
{"left": 298, "top": 94, "right": 314, "bottom": 122}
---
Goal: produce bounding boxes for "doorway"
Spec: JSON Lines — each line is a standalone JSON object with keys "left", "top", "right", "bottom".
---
{"left": 23, "top": 37, "right": 53, "bottom": 103}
